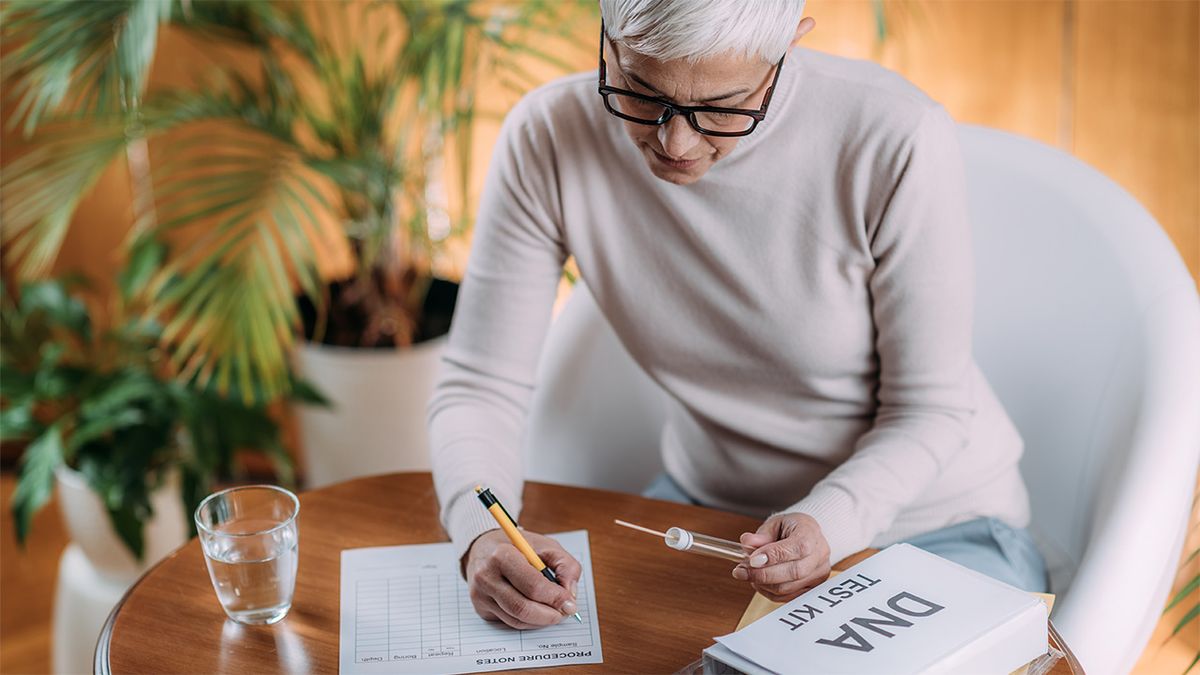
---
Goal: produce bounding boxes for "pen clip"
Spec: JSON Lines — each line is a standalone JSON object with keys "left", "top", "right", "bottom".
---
{"left": 477, "top": 485, "right": 520, "bottom": 528}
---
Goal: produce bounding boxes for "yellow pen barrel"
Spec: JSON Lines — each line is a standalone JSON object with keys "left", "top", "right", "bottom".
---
{"left": 487, "top": 503, "right": 546, "bottom": 571}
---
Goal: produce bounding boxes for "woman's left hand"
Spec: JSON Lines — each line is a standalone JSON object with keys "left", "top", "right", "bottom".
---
{"left": 733, "top": 513, "right": 832, "bottom": 602}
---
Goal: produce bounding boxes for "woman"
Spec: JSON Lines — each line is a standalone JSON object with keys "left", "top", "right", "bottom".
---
{"left": 429, "top": 0, "right": 1047, "bottom": 630}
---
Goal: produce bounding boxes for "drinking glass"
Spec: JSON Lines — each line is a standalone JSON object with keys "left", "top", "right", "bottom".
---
{"left": 195, "top": 485, "right": 300, "bottom": 625}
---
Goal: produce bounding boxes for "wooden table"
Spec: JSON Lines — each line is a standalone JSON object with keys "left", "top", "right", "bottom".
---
{"left": 97, "top": 473, "right": 1080, "bottom": 674}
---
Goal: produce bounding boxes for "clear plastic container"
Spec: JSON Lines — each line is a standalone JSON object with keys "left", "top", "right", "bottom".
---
{"left": 664, "top": 527, "right": 749, "bottom": 563}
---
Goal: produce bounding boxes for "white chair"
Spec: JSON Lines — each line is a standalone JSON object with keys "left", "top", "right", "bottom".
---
{"left": 523, "top": 124, "right": 1200, "bottom": 675}
{"left": 524, "top": 291, "right": 667, "bottom": 492}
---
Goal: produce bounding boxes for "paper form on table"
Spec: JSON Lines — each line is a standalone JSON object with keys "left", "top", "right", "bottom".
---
{"left": 338, "top": 529, "right": 603, "bottom": 674}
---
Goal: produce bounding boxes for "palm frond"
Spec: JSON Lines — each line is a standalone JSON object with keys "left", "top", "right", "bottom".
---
{"left": 176, "top": 0, "right": 319, "bottom": 66}
{"left": 2, "top": 0, "right": 588, "bottom": 399}
{"left": 1166, "top": 574, "right": 1200, "bottom": 614}
{"left": 1, "top": 0, "right": 173, "bottom": 278}
{"left": 115, "top": 0, "right": 174, "bottom": 106}
{"left": 0, "top": 121, "right": 130, "bottom": 278}
{"left": 1, "top": 0, "right": 172, "bottom": 136}
{"left": 1171, "top": 602, "right": 1200, "bottom": 640}
{"left": 138, "top": 114, "right": 330, "bottom": 402}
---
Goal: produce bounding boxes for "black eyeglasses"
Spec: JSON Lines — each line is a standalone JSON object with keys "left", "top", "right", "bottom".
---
{"left": 597, "top": 22, "right": 785, "bottom": 138}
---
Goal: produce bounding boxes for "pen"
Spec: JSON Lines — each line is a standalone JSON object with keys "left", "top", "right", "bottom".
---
{"left": 475, "top": 485, "right": 582, "bottom": 623}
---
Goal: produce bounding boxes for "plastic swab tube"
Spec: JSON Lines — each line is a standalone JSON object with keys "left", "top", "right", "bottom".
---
{"left": 664, "top": 527, "right": 749, "bottom": 563}
{"left": 614, "top": 519, "right": 749, "bottom": 563}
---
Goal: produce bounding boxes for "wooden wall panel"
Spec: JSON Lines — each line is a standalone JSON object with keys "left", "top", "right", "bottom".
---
{"left": 1072, "top": 2, "right": 1200, "bottom": 669}
{"left": 804, "top": 0, "right": 1067, "bottom": 145}
{"left": 1072, "top": 0, "right": 1199, "bottom": 283}
{"left": 804, "top": 0, "right": 1198, "bottom": 287}
{"left": 796, "top": 0, "right": 879, "bottom": 60}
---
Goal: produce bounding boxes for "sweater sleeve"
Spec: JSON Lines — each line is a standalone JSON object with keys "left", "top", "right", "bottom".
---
{"left": 427, "top": 99, "right": 567, "bottom": 561}
{"left": 784, "top": 107, "right": 976, "bottom": 565}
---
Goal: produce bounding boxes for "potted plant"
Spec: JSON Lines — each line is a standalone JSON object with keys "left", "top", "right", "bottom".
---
{"left": 0, "top": 0, "right": 588, "bottom": 487}
{"left": 0, "top": 276, "right": 319, "bottom": 575}
{"left": 1165, "top": 538, "right": 1199, "bottom": 672}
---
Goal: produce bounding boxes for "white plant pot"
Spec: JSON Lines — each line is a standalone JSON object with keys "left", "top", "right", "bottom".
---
{"left": 52, "top": 465, "right": 191, "bottom": 674}
{"left": 294, "top": 337, "right": 445, "bottom": 488}
{"left": 54, "top": 465, "right": 189, "bottom": 584}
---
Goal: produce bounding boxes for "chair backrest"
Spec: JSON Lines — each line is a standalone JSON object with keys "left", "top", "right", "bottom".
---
{"left": 523, "top": 288, "right": 666, "bottom": 492}
{"left": 963, "top": 125, "right": 1175, "bottom": 580}
{"left": 523, "top": 124, "right": 1200, "bottom": 673}
{"left": 959, "top": 125, "right": 1200, "bottom": 673}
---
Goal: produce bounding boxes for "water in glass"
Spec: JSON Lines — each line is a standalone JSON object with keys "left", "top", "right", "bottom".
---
{"left": 195, "top": 485, "right": 300, "bottom": 625}
{"left": 203, "top": 519, "right": 298, "bottom": 624}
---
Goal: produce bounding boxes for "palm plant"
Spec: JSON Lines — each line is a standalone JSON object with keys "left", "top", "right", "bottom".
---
{"left": 1165, "top": 518, "right": 1199, "bottom": 673}
{"left": 1, "top": 0, "right": 587, "bottom": 403}
{"left": 1, "top": 275, "right": 322, "bottom": 558}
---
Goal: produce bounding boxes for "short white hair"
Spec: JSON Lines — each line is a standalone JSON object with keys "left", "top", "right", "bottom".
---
{"left": 599, "top": 0, "right": 805, "bottom": 64}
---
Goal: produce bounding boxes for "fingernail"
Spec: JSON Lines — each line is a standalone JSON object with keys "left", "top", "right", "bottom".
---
{"left": 561, "top": 600, "right": 577, "bottom": 615}
{"left": 569, "top": 580, "right": 578, "bottom": 598}
{"left": 732, "top": 567, "right": 749, "bottom": 581}
{"left": 750, "top": 554, "right": 768, "bottom": 568}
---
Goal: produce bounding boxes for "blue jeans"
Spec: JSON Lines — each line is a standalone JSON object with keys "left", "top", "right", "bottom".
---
{"left": 642, "top": 473, "right": 1049, "bottom": 592}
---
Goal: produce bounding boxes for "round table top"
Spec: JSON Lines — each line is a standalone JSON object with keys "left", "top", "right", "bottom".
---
{"left": 97, "top": 472, "right": 1079, "bottom": 674}
{"left": 99, "top": 472, "right": 774, "bottom": 674}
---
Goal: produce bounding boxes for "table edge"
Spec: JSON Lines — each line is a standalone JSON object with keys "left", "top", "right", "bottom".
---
{"left": 1048, "top": 620, "right": 1085, "bottom": 674}
{"left": 93, "top": 597, "right": 115, "bottom": 675}
{"left": 91, "top": 474, "right": 437, "bottom": 674}
{"left": 98, "top": 561, "right": 1085, "bottom": 675}
{"left": 94, "top": 475, "right": 1086, "bottom": 674}
{"left": 94, "top": 475, "right": 762, "bottom": 673}
{"left": 93, "top": 546, "right": 180, "bottom": 675}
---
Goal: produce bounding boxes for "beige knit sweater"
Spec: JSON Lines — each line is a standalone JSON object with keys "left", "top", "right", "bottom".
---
{"left": 428, "top": 47, "right": 1031, "bottom": 566}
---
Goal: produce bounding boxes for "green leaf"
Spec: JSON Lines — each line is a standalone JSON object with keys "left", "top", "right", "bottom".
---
{"left": 127, "top": 111, "right": 333, "bottom": 403}
{"left": 288, "top": 377, "right": 331, "bottom": 407}
{"left": 1, "top": 1, "right": 131, "bottom": 134}
{"left": 1, "top": 124, "right": 130, "bottom": 279}
{"left": 68, "top": 408, "right": 147, "bottom": 453}
{"left": 79, "top": 371, "right": 164, "bottom": 420}
{"left": 873, "top": 0, "right": 888, "bottom": 44}
{"left": 10, "top": 424, "right": 64, "bottom": 545}
{"left": 262, "top": 440, "right": 295, "bottom": 489}
{"left": 38, "top": 342, "right": 66, "bottom": 370}
{"left": 32, "top": 364, "right": 87, "bottom": 402}
{"left": 118, "top": 237, "right": 167, "bottom": 302}
{"left": 114, "top": 0, "right": 173, "bottom": 110}
{"left": 1170, "top": 602, "right": 1200, "bottom": 639}
{"left": 178, "top": 468, "right": 202, "bottom": 539}
{"left": 106, "top": 498, "right": 147, "bottom": 561}
{"left": 1183, "top": 547, "right": 1199, "bottom": 567}
{"left": 0, "top": 399, "right": 39, "bottom": 442}
{"left": 1165, "top": 574, "right": 1200, "bottom": 614}
{"left": 18, "top": 279, "right": 91, "bottom": 340}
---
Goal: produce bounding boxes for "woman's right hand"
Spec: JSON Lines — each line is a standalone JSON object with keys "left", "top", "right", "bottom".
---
{"left": 464, "top": 528, "right": 582, "bottom": 629}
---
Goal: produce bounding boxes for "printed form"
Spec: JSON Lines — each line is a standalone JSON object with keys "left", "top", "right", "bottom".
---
{"left": 339, "top": 530, "right": 603, "bottom": 674}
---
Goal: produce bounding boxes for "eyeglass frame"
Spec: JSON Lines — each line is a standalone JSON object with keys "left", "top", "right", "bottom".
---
{"left": 597, "top": 21, "right": 786, "bottom": 138}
